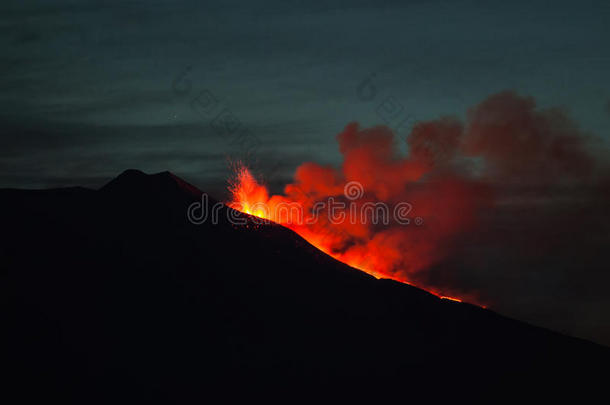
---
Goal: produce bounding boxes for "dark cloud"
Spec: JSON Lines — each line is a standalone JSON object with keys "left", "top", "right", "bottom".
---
{"left": 411, "top": 92, "right": 610, "bottom": 344}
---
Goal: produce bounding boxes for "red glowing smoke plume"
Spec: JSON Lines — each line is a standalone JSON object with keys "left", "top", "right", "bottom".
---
{"left": 228, "top": 91, "right": 600, "bottom": 304}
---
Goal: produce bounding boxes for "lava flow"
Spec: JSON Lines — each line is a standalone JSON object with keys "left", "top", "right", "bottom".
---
{"left": 228, "top": 125, "right": 479, "bottom": 301}
{"left": 228, "top": 164, "right": 467, "bottom": 302}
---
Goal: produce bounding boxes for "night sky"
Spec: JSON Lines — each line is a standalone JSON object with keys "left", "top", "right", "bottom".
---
{"left": 2, "top": 1, "right": 610, "bottom": 344}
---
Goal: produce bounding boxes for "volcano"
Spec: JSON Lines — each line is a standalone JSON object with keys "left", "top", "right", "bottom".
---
{"left": 2, "top": 170, "right": 608, "bottom": 402}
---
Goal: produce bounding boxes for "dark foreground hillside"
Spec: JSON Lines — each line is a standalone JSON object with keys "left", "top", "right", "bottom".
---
{"left": 2, "top": 170, "right": 608, "bottom": 402}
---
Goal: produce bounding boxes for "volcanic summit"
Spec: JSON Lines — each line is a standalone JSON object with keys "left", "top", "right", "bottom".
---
{"left": 2, "top": 170, "right": 608, "bottom": 402}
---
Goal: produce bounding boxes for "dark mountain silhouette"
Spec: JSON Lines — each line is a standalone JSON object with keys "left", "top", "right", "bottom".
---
{"left": 2, "top": 170, "right": 608, "bottom": 402}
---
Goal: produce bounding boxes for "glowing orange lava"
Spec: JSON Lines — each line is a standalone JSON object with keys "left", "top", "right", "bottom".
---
{"left": 439, "top": 296, "right": 462, "bottom": 302}
{"left": 227, "top": 165, "right": 467, "bottom": 304}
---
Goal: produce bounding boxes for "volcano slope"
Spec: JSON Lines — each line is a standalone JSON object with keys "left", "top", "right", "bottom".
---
{"left": 2, "top": 170, "right": 608, "bottom": 402}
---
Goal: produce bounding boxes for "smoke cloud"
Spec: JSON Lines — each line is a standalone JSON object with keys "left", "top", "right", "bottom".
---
{"left": 229, "top": 91, "right": 610, "bottom": 334}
